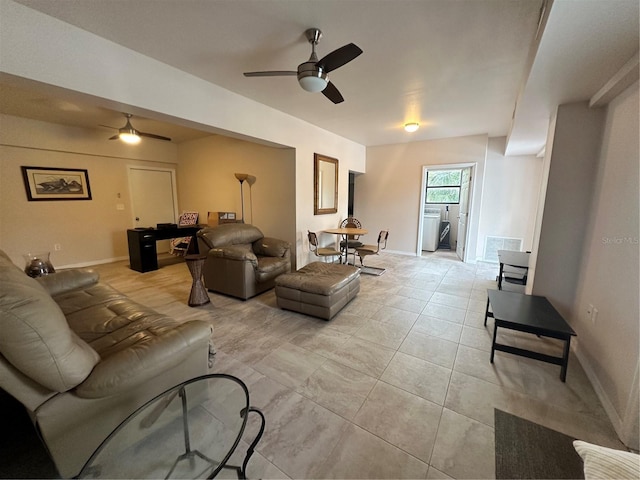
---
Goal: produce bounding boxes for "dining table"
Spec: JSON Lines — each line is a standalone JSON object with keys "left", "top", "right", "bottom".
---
{"left": 323, "top": 227, "right": 368, "bottom": 264}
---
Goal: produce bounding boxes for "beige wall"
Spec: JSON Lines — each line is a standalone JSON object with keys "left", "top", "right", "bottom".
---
{"left": 0, "top": 114, "right": 178, "bottom": 268}
{"left": 177, "top": 135, "right": 296, "bottom": 264}
{"left": 358, "top": 135, "right": 488, "bottom": 258}
{"left": 477, "top": 137, "right": 543, "bottom": 254}
{"left": 571, "top": 83, "right": 639, "bottom": 448}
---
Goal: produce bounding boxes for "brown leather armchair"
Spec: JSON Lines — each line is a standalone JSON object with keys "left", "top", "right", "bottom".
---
{"left": 197, "top": 223, "right": 291, "bottom": 300}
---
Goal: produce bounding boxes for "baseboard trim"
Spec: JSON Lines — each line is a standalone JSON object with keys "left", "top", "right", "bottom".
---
{"left": 58, "top": 255, "right": 129, "bottom": 269}
{"left": 573, "top": 341, "right": 633, "bottom": 448}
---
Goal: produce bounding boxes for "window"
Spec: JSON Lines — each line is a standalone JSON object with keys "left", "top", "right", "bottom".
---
{"left": 426, "top": 169, "right": 461, "bottom": 204}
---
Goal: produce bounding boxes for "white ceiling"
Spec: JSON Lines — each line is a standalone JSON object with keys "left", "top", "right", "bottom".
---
{"left": 3, "top": 0, "right": 639, "bottom": 152}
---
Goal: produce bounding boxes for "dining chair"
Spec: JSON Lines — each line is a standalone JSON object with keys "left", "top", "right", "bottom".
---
{"left": 339, "top": 217, "right": 364, "bottom": 265}
{"left": 308, "top": 231, "right": 341, "bottom": 263}
{"left": 356, "top": 230, "right": 389, "bottom": 274}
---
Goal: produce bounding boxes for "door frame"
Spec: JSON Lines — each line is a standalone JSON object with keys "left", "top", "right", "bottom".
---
{"left": 417, "top": 162, "right": 477, "bottom": 261}
{"left": 127, "top": 165, "right": 179, "bottom": 227}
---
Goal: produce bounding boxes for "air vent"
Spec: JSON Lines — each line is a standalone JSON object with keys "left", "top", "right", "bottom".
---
{"left": 483, "top": 236, "right": 523, "bottom": 263}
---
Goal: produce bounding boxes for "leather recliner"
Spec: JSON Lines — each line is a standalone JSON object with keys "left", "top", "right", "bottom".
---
{"left": 197, "top": 223, "right": 291, "bottom": 300}
{"left": 0, "top": 249, "right": 212, "bottom": 477}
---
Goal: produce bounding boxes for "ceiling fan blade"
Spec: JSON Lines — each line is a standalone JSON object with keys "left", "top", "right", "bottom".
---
{"left": 243, "top": 71, "right": 297, "bottom": 77}
{"left": 322, "top": 81, "right": 344, "bottom": 104}
{"left": 317, "top": 43, "right": 363, "bottom": 73}
{"left": 108, "top": 134, "right": 119, "bottom": 140}
{"left": 139, "top": 131, "right": 172, "bottom": 142}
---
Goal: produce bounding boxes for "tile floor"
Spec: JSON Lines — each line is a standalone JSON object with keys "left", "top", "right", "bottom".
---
{"left": 89, "top": 250, "right": 623, "bottom": 479}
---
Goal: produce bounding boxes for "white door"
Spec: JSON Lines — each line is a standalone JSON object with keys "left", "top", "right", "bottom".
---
{"left": 456, "top": 167, "right": 471, "bottom": 261}
{"left": 129, "top": 167, "right": 177, "bottom": 252}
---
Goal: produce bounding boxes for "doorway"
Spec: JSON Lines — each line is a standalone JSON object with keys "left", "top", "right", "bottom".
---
{"left": 128, "top": 166, "right": 178, "bottom": 253}
{"left": 417, "top": 164, "right": 475, "bottom": 262}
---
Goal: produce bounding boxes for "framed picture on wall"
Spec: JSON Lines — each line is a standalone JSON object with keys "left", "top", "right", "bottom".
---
{"left": 21, "top": 166, "right": 92, "bottom": 201}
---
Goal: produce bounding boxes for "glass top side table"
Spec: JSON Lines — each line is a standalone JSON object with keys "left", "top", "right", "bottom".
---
{"left": 79, "top": 374, "right": 265, "bottom": 479}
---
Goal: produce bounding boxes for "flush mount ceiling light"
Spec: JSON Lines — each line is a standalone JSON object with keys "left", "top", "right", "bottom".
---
{"left": 404, "top": 122, "right": 420, "bottom": 133}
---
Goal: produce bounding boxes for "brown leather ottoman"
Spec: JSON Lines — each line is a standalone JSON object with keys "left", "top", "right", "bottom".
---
{"left": 275, "top": 262, "right": 360, "bottom": 320}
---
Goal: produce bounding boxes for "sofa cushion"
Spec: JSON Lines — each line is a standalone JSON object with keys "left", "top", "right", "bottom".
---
{"left": 198, "top": 223, "right": 263, "bottom": 249}
{"left": 0, "top": 256, "right": 100, "bottom": 392}
{"left": 209, "top": 244, "right": 258, "bottom": 266}
{"left": 255, "top": 256, "right": 290, "bottom": 282}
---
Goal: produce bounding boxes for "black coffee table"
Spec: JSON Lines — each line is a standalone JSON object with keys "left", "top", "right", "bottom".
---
{"left": 79, "top": 374, "right": 265, "bottom": 479}
{"left": 484, "top": 290, "right": 576, "bottom": 382}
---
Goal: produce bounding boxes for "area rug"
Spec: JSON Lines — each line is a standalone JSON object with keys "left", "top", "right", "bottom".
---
{"left": 494, "top": 409, "right": 584, "bottom": 479}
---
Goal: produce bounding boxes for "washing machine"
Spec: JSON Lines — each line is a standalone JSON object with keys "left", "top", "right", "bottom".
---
{"left": 422, "top": 207, "right": 441, "bottom": 252}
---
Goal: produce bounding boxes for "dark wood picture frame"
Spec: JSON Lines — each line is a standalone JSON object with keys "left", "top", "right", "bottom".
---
{"left": 21, "top": 166, "right": 92, "bottom": 201}
{"left": 314, "top": 153, "right": 338, "bottom": 215}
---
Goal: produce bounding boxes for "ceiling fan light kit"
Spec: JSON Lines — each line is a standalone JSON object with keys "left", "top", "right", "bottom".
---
{"left": 105, "top": 113, "right": 171, "bottom": 143}
{"left": 243, "top": 28, "right": 362, "bottom": 104}
{"left": 404, "top": 122, "right": 420, "bottom": 133}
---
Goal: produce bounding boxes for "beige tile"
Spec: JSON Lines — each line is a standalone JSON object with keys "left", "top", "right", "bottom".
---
{"left": 324, "top": 311, "right": 370, "bottom": 335}
{"left": 399, "top": 329, "right": 458, "bottom": 369}
{"left": 381, "top": 352, "right": 452, "bottom": 405}
{"left": 396, "top": 286, "right": 435, "bottom": 301}
{"left": 435, "top": 283, "right": 472, "bottom": 298}
{"left": 296, "top": 360, "right": 376, "bottom": 420}
{"left": 246, "top": 377, "right": 349, "bottom": 479}
{"left": 459, "top": 325, "right": 493, "bottom": 352}
{"left": 288, "top": 328, "right": 351, "bottom": 357}
{"left": 323, "top": 336, "right": 396, "bottom": 378}
{"left": 430, "top": 408, "right": 495, "bottom": 479}
{"left": 314, "top": 424, "right": 429, "bottom": 479}
{"left": 354, "top": 381, "right": 443, "bottom": 463}
{"left": 463, "top": 308, "right": 487, "bottom": 328}
{"left": 427, "top": 466, "right": 454, "bottom": 479}
{"left": 341, "top": 297, "right": 384, "bottom": 317}
{"left": 422, "top": 302, "right": 467, "bottom": 324}
{"left": 429, "top": 291, "right": 470, "bottom": 308}
{"left": 384, "top": 295, "right": 429, "bottom": 313}
{"left": 370, "top": 305, "right": 420, "bottom": 326}
{"left": 454, "top": 344, "right": 526, "bottom": 392}
{"left": 445, "top": 370, "right": 525, "bottom": 427}
{"left": 413, "top": 315, "right": 463, "bottom": 343}
{"left": 354, "top": 318, "right": 413, "bottom": 349}
{"left": 253, "top": 342, "right": 327, "bottom": 388}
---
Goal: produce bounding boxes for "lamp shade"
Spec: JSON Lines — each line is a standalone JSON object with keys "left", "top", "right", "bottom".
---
{"left": 234, "top": 173, "right": 249, "bottom": 182}
{"left": 404, "top": 122, "right": 420, "bottom": 133}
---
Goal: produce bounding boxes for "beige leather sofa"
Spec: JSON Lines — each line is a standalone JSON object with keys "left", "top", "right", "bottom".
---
{"left": 0, "top": 249, "right": 212, "bottom": 477}
{"left": 197, "top": 223, "right": 291, "bottom": 300}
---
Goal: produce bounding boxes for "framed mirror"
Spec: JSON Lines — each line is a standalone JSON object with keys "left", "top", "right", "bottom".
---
{"left": 314, "top": 153, "right": 338, "bottom": 215}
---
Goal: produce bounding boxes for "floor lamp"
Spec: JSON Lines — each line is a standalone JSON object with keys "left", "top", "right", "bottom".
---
{"left": 234, "top": 173, "right": 248, "bottom": 223}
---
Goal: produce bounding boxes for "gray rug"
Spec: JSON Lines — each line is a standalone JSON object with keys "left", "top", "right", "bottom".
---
{"left": 495, "top": 409, "right": 584, "bottom": 479}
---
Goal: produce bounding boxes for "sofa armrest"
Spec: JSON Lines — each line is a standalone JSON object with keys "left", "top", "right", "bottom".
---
{"left": 75, "top": 320, "right": 212, "bottom": 399}
{"left": 36, "top": 269, "right": 100, "bottom": 296}
{"left": 209, "top": 245, "right": 258, "bottom": 266}
{"left": 253, "top": 237, "right": 290, "bottom": 258}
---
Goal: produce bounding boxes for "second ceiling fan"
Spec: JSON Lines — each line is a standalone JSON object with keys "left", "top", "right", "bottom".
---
{"left": 243, "top": 28, "right": 363, "bottom": 104}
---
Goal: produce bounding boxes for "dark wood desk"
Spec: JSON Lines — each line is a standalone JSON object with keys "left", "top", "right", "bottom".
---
{"left": 127, "top": 226, "right": 202, "bottom": 272}
{"left": 484, "top": 290, "right": 576, "bottom": 381}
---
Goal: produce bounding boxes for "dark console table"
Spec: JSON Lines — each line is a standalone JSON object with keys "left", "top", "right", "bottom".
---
{"left": 127, "top": 226, "right": 202, "bottom": 272}
{"left": 484, "top": 290, "right": 576, "bottom": 382}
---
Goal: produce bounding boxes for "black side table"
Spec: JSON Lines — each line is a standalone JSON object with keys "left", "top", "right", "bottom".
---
{"left": 185, "top": 255, "right": 210, "bottom": 307}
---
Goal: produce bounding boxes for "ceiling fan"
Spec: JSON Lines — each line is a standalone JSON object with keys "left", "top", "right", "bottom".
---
{"left": 243, "top": 28, "right": 363, "bottom": 104}
{"left": 103, "top": 113, "right": 171, "bottom": 144}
